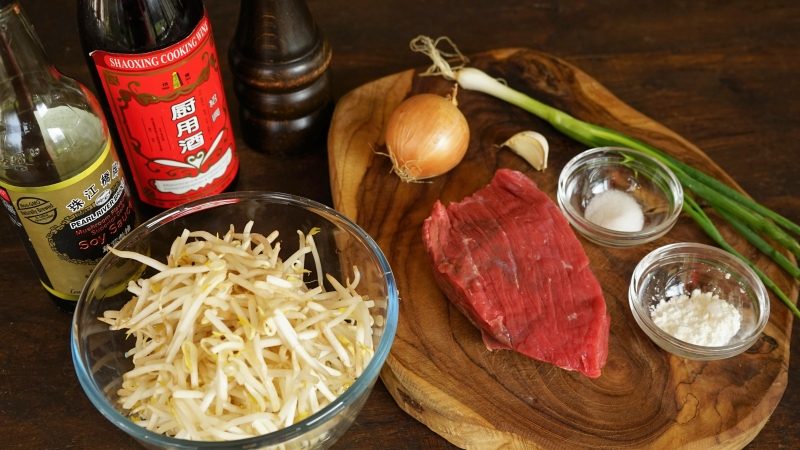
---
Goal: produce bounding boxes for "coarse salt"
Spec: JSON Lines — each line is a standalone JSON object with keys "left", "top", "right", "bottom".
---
{"left": 584, "top": 189, "right": 644, "bottom": 232}
{"left": 650, "top": 289, "right": 741, "bottom": 347}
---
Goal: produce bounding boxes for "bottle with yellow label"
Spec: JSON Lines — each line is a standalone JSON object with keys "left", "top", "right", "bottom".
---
{"left": 0, "top": 0, "right": 137, "bottom": 309}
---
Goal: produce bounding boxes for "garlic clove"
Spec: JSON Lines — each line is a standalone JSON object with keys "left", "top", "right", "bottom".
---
{"left": 500, "top": 130, "right": 549, "bottom": 171}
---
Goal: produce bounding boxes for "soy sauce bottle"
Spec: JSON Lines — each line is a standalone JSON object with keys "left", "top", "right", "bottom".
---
{"left": 77, "top": 0, "right": 239, "bottom": 214}
{"left": 0, "top": 0, "right": 137, "bottom": 309}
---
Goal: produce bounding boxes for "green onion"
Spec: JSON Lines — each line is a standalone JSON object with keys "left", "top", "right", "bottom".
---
{"left": 410, "top": 36, "right": 800, "bottom": 318}
{"left": 684, "top": 196, "right": 800, "bottom": 318}
{"left": 715, "top": 208, "right": 800, "bottom": 279}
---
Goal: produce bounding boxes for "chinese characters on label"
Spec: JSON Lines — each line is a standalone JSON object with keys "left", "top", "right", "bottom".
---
{"left": 65, "top": 161, "right": 120, "bottom": 213}
{"left": 172, "top": 97, "right": 205, "bottom": 153}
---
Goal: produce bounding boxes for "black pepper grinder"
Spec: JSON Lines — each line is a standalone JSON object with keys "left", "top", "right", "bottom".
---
{"left": 229, "top": 0, "right": 332, "bottom": 155}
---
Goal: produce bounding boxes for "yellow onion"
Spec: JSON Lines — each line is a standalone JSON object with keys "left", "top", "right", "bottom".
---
{"left": 384, "top": 93, "right": 470, "bottom": 181}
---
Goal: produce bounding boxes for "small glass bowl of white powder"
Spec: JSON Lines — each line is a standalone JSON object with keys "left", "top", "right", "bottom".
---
{"left": 629, "top": 242, "right": 770, "bottom": 360}
{"left": 557, "top": 147, "right": 683, "bottom": 247}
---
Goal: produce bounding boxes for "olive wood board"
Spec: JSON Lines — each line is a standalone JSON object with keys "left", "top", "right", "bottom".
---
{"left": 327, "top": 48, "right": 797, "bottom": 449}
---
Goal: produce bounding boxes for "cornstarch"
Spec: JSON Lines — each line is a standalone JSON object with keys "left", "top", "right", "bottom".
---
{"left": 650, "top": 289, "right": 741, "bottom": 346}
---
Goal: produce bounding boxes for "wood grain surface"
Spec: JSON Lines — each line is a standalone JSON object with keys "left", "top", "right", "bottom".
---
{"left": 328, "top": 49, "right": 797, "bottom": 448}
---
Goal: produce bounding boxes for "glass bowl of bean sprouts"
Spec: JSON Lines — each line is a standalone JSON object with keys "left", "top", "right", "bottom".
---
{"left": 628, "top": 242, "right": 769, "bottom": 360}
{"left": 71, "top": 191, "right": 399, "bottom": 449}
{"left": 557, "top": 147, "right": 683, "bottom": 247}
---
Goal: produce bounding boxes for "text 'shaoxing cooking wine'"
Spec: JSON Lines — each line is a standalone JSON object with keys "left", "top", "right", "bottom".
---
{"left": 78, "top": 0, "right": 238, "bottom": 211}
{"left": 0, "top": 1, "right": 138, "bottom": 309}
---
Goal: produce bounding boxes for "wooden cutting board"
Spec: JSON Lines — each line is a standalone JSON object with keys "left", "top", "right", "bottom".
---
{"left": 327, "top": 49, "right": 796, "bottom": 449}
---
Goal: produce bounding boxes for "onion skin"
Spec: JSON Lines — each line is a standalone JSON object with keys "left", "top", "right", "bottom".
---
{"left": 384, "top": 93, "right": 470, "bottom": 181}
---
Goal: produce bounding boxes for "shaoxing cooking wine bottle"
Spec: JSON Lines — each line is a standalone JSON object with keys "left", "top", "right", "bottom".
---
{"left": 0, "top": 0, "right": 137, "bottom": 309}
{"left": 77, "top": 0, "right": 239, "bottom": 212}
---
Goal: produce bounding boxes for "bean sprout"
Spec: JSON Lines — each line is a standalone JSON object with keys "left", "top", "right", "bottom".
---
{"left": 100, "top": 222, "right": 378, "bottom": 441}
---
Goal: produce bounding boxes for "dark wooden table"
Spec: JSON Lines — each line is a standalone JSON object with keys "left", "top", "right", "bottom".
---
{"left": 1, "top": 1, "right": 797, "bottom": 448}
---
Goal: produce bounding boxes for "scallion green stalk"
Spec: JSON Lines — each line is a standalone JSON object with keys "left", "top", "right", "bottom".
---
{"left": 684, "top": 196, "right": 800, "bottom": 318}
{"left": 715, "top": 208, "right": 800, "bottom": 279}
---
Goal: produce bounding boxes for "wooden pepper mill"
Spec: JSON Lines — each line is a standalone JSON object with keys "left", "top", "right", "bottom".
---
{"left": 229, "top": 0, "right": 332, "bottom": 155}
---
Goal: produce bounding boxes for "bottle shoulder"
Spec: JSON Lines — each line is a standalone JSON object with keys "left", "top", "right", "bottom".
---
{"left": 0, "top": 75, "right": 111, "bottom": 186}
{"left": 77, "top": 0, "right": 205, "bottom": 54}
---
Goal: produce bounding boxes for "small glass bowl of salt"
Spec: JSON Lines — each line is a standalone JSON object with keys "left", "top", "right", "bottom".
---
{"left": 557, "top": 147, "right": 683, "bottom": 247}
{"left": 629, "top": 242, "right": 770, "bottom": 360}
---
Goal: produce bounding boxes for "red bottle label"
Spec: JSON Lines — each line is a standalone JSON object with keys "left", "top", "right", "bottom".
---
{"left": 90, "top": 13, "right": 238, "bottom": 209}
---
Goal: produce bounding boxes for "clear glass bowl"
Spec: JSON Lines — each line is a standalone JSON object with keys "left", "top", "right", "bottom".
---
{"left": 629, "top": 242, "right": 769, "bottom": 360}
{"left": 71, "top": 192, "right": 399, "bottom": 449}
{"left": 557, "top": 147, "right": 683, "bottom": 247}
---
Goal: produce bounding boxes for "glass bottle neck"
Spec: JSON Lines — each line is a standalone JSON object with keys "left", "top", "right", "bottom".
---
{"left": 0, "top": 2, "right": 57, "bottom": 82}
{"left": 0, "top": 1, "right": 63, "bottom": 186}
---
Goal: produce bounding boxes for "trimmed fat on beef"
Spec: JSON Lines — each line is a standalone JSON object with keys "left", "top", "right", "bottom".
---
{"left": 422, "top": 169, "right": 610, "bottom": 378}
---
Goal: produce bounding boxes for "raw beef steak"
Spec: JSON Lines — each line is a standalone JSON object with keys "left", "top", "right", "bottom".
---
{"left": 422, "top": 169, "right": 610, "bottom": 378}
